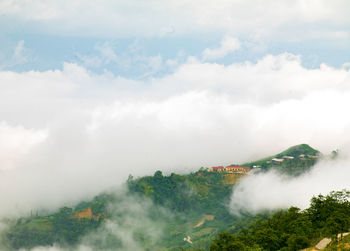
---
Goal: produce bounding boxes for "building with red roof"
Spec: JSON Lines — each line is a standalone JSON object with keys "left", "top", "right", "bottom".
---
{"left": 225, "top": 165, "right": 250, "bottom": 173}
{"left": 207, "top": 165, "right": 250, "bottom": 173}
{"left": 207, "top": 166, "right": 224, "bottom": 172}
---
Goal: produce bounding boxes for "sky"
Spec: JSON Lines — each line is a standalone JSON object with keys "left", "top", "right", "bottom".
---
{"left": 0, "top": 0, "right": 350, "bottom": 216}
{"left": 1, "top": 0, "right": 350, "bottom": 74}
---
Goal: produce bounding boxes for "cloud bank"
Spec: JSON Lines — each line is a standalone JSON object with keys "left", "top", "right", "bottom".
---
{"left": 0, "top": 53, "right": 349, "bottom": 217}
{"left": 230, "top": 155, "right": 350, "bottom": 214}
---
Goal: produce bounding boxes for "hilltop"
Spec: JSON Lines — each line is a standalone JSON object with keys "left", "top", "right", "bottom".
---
{"left": 1, "top": 144, "right": 322, "bottom": 250}
{"left": 241, "top": 144, "right": 320, "bottom": 175}
{"left": 275, "top": 144, "right": 320, "bottom": 158}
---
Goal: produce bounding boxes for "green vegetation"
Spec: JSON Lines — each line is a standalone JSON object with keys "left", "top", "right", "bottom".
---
{"left": 209, "top": 190, "right": 350, "bottom": 251}
{"left": 127, "top": 170, "right": 246, "bottom": 250}
{"left": 1, "top": 144, "right": 326, "bottom": 250}
{"left": 4, "top": 194, "right": 112, "bottom": 250}
{"left": 242, "top": 144, "right": 320, "bottom": 176}
{"left": 275, "top": 144, "right": 319, "bottom": 158}
{"left": 127, "top": 170, "right": 234, "bottom": 215}
{"left": 325, "top": 232, "right": 350, "bottom": 250}
{"left": 3, "top": 169, "right": 253, "bottom": 250}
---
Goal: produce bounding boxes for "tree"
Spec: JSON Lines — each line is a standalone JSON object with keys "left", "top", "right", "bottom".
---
{"left": 254, "top": 228, "right": 280, "bottom": 250}
{"left": 323, "top": 212, "right": 350, "bottom": 242}
{"left": 286, "top": 234, "right": 309, "bottom": 251}
{"left": 210, "top": 232, "right": 246, "bottom": 251}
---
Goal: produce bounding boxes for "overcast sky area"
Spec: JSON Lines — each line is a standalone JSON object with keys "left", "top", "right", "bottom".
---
{"left": 0, "top": 0, "right": 350, "bottom": 216}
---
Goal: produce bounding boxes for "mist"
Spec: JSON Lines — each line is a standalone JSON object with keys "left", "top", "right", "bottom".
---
{"left": 1, "top": 1, "right": 350, "bottom": 250}
{"left": 230, "top": 152, "right": 350, "bottom": 214}
{"left": 14, "top": 188, "right": 172, "bottom": 251}
{"left": 0, "top": 54, "right": 350, "bottom": 218}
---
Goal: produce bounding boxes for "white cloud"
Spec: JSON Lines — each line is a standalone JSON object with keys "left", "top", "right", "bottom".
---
{"left": 76, "top": 42, "right": 124, "bottom": 69}
{"left": 0, "top": 0, "right": 349, "bottom": 41}
{"left": 0, "top": 40, "right": 31, "bottom": 69}
{"left": 22, "top": 189, "right": 169, "bottom": 251}
{"left": 12, "top": 40, "right": 29, "bottom": 65}
{"left": 343, "top": 62, "right": 350, "bottom": 69}
{"left": 0, "top": 53, "right": 349, "bottom": 217}
{"left": 76, "top": 42, "right": 166, "bottom": 77}
{"left": 140, "top": 55, "right": 163, "bottom": 77}
{"left": 0, "top": 122, "right": 47, "bottom": 170}
{"left": 230, "top": 155, "right": 350, "bottom": 214}
{"left": 202, "top": 36, "right": 241, "bottom": 60}
{"left": 95, "top": 42, "right": 120, "bottom": 64}
{"left": 166, "top": 59, "right": 178, "bottom": 68}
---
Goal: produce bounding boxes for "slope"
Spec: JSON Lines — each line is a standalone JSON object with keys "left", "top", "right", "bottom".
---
{"left": 2, "top": 144, "right": 322, "bottom": 250}
{"left": 242, "top": 143, "right": 321, "bottom": 175}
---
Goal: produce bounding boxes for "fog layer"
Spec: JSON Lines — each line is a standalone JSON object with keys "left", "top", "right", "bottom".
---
{"left": 0, "top": 54, "right": 349, "bottom": 216}
{"left": 230, "top": 154, "right": 350, "bottom": 214}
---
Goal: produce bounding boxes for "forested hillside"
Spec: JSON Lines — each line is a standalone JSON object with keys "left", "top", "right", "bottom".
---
{"left": 1, "top": 144, "right": 326, "bottom": 250}
{"left": 210, "top": 190, "right": 350, "bottom": 251}
{"left": 3, "top": 170, "right": 243, "bottom": 250}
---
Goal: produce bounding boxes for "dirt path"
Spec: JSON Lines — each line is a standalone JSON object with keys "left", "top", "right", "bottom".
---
{"left": 194, "top": 215, "right": 214, "bottom": 228}
{"left": 313, "top": 232, "right": 350, "bottom": 250}
{"left": 337, "top": 232, "right": 349, "bottom": 240}
{"left": 315, "top": 238, "right": 331, "bottom": 250}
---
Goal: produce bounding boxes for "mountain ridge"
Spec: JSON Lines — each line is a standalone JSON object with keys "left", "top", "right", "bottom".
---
{"left": 2, "top": 143, "right": 323, "bottom": 250}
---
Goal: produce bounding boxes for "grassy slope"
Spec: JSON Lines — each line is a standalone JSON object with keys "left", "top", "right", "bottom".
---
{"left": 241, "top": 143, "right": 320, "bottom": 166}
{"left": 276, "top": 144, "right": 319, "bottom": 157}
{"left": 241, "top": 144, "right": 320, "bottom": 176}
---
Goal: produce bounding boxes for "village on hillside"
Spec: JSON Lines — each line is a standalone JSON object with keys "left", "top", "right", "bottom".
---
{"left": 269, "top": 153, "right": 319, "bottom": 164}
{"left": 206, "top": 153, "right": 320, "bottom": 174}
